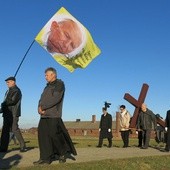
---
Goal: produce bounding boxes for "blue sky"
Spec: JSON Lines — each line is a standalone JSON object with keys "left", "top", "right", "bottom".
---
{"left": 0, "top": 0, "right": 170, "bottom": 128}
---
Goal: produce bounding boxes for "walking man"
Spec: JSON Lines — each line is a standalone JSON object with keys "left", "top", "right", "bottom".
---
{"left": 97, "top": 107, "right": 113, "bottom": 148}
{"left": 137, "top": 103, "right": 156, "bottom": 149}
{"left": 33, "top": 67, "right": 77, "bottom": 165}
{"left": 0, "top": 76, "right": 26, "bottom": 152}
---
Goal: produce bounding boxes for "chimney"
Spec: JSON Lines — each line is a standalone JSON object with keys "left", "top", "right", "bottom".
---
{"left": 92, "top": 115, "right": 96, "bottom": 123}
{"left": 76, "top": 119, "right": 81, "bottom": 122}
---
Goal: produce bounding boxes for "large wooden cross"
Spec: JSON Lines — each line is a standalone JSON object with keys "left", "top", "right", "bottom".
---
{"left": 124, "top": 83, "right": 165, "bottom": 128}
{"left": 124, "top": 83, "right": 149, "bottom": 128}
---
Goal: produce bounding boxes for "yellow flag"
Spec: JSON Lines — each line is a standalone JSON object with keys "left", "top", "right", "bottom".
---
{"left": 35, "top": 7, "right": 101, "bottom": 72}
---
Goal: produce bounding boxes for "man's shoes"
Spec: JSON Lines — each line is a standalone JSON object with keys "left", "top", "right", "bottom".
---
{"left": 33, "top": 159, "right": 52, "bottom": 165}
{"left": 96, "top": 145, "right": 102, "bottom": 148}
{"left": 140, "top": 146, "right": 148, "bottom": 149}
{"left": 59, "top": 155, "right": 66, "bottom": 163}
{"left": 51, "top": 154, "right": 56, "bottom": 161}
{"left": 20, "top": 147, "right": 28, "bottom": 152}
{"left": 160, "top": 149, "right": 169, "bottom": 152}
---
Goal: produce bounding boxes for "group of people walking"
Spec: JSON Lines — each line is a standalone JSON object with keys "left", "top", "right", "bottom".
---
{"left": 0, "top": 67, "right": 170, "bottom": 166}
{"left": 97, "top": 103, "right": 170, "bottom": 152}
{"left": 97, "top": 104, "right": 131, "bottom": 148}
{"left": 0, "top": 67, "right": 77, "bottom": 165}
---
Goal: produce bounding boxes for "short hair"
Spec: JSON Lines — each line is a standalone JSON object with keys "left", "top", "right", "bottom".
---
{"left": 120, "top": 105, "right": 126, "bottom": 109}
{"left": 102, "top": 107, "right": 107, "bottom": 111}
{"left": 45, "top": 67, "right": 57, "bottom": 75}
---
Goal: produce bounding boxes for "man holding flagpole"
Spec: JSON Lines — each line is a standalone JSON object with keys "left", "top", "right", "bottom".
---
{"left": 0, "top": 76, "right": 27, "bottom": 152}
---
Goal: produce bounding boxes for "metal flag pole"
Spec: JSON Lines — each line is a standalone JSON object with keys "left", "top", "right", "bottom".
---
{"left": 14, "top": 40, "right": 35, "bottom": 78}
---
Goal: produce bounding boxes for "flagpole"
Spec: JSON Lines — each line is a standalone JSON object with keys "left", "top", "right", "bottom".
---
{"left": 14, "top": 40, "right": 35, "bottom": 78}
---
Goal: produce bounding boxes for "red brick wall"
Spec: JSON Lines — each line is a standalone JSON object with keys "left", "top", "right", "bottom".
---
{"left": 67, "top": 128, "right": 156, "bottom": 139}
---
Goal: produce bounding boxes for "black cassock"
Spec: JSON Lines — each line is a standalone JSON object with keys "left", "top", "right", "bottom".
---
{"left": 99, "top": 113, "right": 113, "bottom": 139}
{"left": 53, "top": 118, "right": 77, "bottom": 156}
{"left": 38, "top": 117, "right": 77, "bottom": 161}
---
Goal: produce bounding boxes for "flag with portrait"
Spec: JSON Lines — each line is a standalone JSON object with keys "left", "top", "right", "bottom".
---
{"left": 35, "top": 7, "right": 101, "bottom": 72}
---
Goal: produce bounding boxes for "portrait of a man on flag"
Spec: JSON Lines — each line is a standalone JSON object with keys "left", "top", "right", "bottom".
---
{"left": 35, "top": 7, "right": 101, "bottom": 72}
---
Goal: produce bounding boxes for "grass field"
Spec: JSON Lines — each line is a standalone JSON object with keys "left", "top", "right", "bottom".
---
{"left": 12, "top": 156, "right": 170, "bottom": 170}
{"left": 5, "top": 132, "right": 170, "bottom": 170}
{"left": 8, "top": 132, "right": 164, "bottom": 150}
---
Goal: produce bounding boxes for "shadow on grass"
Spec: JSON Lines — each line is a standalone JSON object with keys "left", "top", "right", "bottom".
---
{"left": 0, "top": 153, "right": 22, "bottom": 169}
{"left": 150, "top": 144, "right": 166, "bottom": 152}
{"left": 0, "top": 146, "right": 35, "bottom": 169}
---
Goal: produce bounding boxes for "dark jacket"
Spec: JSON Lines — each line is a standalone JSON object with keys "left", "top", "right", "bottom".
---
{"left": 99, "top": 113, "right": 113, "bottom": 138}
{"left": 38, "top": 79, "right": 65, "bottom": 118}
{"left": 137, "top": 108, "right": 157, "bottom": 130}
{"left": 1, "top": 85, "right": 22, "bottom": 117}
{"left": 165, "top": 110, "right": 170, "bottom": 127}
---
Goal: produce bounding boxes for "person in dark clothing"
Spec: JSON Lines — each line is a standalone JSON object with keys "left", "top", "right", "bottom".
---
{"left": 33, "top": 67, "right": 77, "bottom": 165}
{"left": 0, "top": 76, "right": 26, "bottom": 152}
{"left": 137, "top": 130, "right": 144, "bottom": 147}
{"left": 97, "top": 107, "right": 113, "bottom": 148}
{"left": 163, "top": 110, "right": 170, "bottom": 152}
{"left": 137, "top": 103, "right": 157, "bottom": 149}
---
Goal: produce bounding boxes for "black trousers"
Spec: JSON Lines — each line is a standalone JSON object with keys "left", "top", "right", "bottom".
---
{"left": 121, "top": 130, "right": 129, "bottom": 147}
{"left": 98, "top": 130, "right": 112, "bottom": 147}
{"left": 38, "top": 118, "right": 71, "bottom": 161}
{"left": 138, "top": 131, "right": 145, "bottom": 147}
{"left": 165, "top": 128, "right": 170, "bottom": 150}
{"left": 0, "top": 116, "right": 12, "bottom": 150}
{"left": 143, "top": 129, "right": 151, "bottom": 148}
{"left": 98, "top": 137, "right": 112, "bottom": 147}
{"left": 0, "top": 116, "right": 25, "bottom": 151}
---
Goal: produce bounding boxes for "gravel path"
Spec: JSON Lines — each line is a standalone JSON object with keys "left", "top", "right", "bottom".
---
{"left": 0, "top": 146, "right": 169, "bottom": 169}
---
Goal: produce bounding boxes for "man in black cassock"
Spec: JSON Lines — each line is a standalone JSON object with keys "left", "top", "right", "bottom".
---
{"left": 33, "top": 67, "right": 77, "bottom": 165}
{"left": 97, "top": 107, "right": 113, "bottom": 147}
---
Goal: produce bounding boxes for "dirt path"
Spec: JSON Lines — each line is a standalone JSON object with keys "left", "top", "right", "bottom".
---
{"left": 0, "top": 146, "right": 169, "bottom": 169}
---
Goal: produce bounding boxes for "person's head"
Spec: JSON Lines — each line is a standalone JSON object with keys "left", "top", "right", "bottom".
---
{"left": 141, "top": 103, "right": 147, "bottom": 112}
{"left": 155, "top": 114, "right": 163, "bottom": 119}
{"left": 5, "top": 76, "right": 16, "bottom": 88}
{"left": 47, "top": 19, "right": 82, "bottom": 54}
{"left": 102, "top": 107, "right": 107, "bottom": 114}
{"left": 45, "top": 67, "right": 57, "bottom": 83}
{"left": 120, "top": 105, "right": 126, "bottom": 113}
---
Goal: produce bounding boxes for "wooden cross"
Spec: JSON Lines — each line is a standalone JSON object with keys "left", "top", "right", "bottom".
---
{"left": 124, "top": 83, "right": 165, "bottom": 128}
{"left": 124, "top": 83, "right": 149, "bottom": 128}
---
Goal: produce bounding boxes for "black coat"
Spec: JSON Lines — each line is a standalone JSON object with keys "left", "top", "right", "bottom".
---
{"left": 165, "top": 110, "right": 170, "bottom": 127}
{"left": 1, "top": 85, "right": 22, "bottom": 117}
{"left": 39, "top": 79, "right": 65, "bottom": 118}
{"left": 137, "top": 109, "right": 156, "bottom": 130}
{"left": 99, "top": 113, "right": 113, "bottom": 139}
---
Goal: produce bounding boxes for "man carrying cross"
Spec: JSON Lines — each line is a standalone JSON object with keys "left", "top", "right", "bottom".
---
{"left": 137, "top": 103, "right": 157, "bottom": 149}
